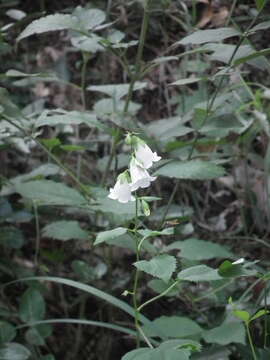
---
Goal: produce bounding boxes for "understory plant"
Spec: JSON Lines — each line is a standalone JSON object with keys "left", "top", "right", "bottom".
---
{"left": 1, "top": 0, "right": 270, "bottom": 359}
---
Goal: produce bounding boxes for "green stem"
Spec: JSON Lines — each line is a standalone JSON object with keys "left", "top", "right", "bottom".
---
{"left": 246, "top": 322, "right": 258, "bottom": 360}
{"left": 132, "top": 196, "right": 141, "bottom": 348}
{"left": 123, "top": 0, "right": 151, "bottom": 114}
{"left": 81, "top": 52, "right": 90, "bottom": 110}
{"left": 33, "top": 201, "right": 40, "bottom": 268}
{"left": 138, "top": 280, "right": 179, "bottom": 312}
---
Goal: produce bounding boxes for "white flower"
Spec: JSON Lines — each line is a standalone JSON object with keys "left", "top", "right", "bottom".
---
{"left": 108, "top": 172, "right": 135, "bottom": 203}
{"left": 232, "top": 258, "right": 245, "bottom": 265}
{"left": 134, "top": 140, "right": 161, "bottom": 169}
{"left": 130, "top": 157, "right": 156, "bottom": 191}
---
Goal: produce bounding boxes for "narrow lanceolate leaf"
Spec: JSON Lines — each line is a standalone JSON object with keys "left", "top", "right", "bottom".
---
{"left": 17, "top": 14, "right": 79, "bottom": 42}
{"left": 94, "top": 227, "right": 127, "bottom": 245}
{"left": 134, "top": 255, "right": 176, "bottom": 283}
{"left": 15, "top": 180, "right": 86, "bottom": 206}
{"left": 42, "top": 221, "right": 89, "bottom": 241}
{"left": 170, "top": 77, "right": 202, "bottom": 86}
{"left": 155, "top": 160, "right": 225, "bottom": 180}
{"left": 177, "top": 27, "right": 240, "bottom": 45}
{"left": 234, "top": 48, "right": 270, "bottom": 66}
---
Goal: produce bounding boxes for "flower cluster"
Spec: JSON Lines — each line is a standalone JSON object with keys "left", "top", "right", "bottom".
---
{"left": 108, "top": 135, "right": 161, "bottom": 203}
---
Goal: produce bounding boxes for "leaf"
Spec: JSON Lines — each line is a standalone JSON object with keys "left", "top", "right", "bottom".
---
{"left": 42, "top": 221, "right": 89, "bottom": 241}
{"left": 251, "top": 20, "right": 270, "bottom": 32}
{"left": 178, "top": 265, "right": 222, "bottom": 282}
{"left": 233, "top": 310, "right": 250, "bottom": 323}
{"left": 170, "top": 77, "right": 202, "bottom": 86}
{"left": 134, "top": 255, "right": 176, "bottom": 283}
{"left": 72, "top": 7, "right": 105, "bottom": 30}
{"left": 203, "top": 322, "right": 246, "bottom": 345}
{"left": 0, "top": 343, "right": 31, "bottom": 360}
{"left": 0, "top": 322, "right": 16, "bottom": 344}
{"left": 204, "top": 43, "right": 268, "bottom": 69}
{"left": 17, "top": 14, "right": 79, "bottom": 42}
{"left": 218, "top": 260, "right": 257, "bottom": 278}
{"left": 177, "top": 28, "right": 240, "bottom": 45}
{"left": 87, "top": 82, "right": 147, "bottom": 100}
{"left": 142, "top": 316, "right": 202, "bottom": 338}
{"left": 234, "top": 48, "right": 270, "bottom": 66}
{"left": 19, "top": 288, "right": 46, "bottom": 323}
{"left": 14, "top": 276, "right": 167, "bottom": 339}
{"left": 250, "top": 309, "right": 270, "bottom": 322}
{"left": 145, "top": 117, "right": 193, "bottom": 142}
{"left": 122, "top": 348, "right": 152, "bottom": 360}
{"left": 122, "top": 340, "right": 200, "bottom": 360}
{"left": 0, "top": 226, "right": 24, "bottom": 249}
{"left": 165, "top": 238, "right": 232, "bottom": 260}
{"left": 155, "top": 160, "right": 225, "bottom": 180}
{"left": 36, "top": 110, "right": 100, "bottom": 129}
{"left": 15, "top": 180, "right": 86, "bottom": 206}
{"left": 94, "top": 227, "right": 127, "bottom": 246}
{"left": 256, "top": 0, "right": 266, "bottom": 11}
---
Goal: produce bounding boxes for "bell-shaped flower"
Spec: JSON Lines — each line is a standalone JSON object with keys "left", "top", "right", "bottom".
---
{"left": 130, "top": 157, "right": 156, "bottom": 191}
{"left": 108, "top": 171, "right": 135, "bottom": 203}
{"left": 134, "top": 138, "right": 161, "bottom": 169}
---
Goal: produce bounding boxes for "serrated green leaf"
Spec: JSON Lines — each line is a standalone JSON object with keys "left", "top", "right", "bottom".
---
{"left": 177, "top": 28, "right": 240, "bottom": 45}
{"left": 36, "top": 110, "right": 100, "bottom": 128}
{"left": 72, "top": 7, "right": 105, "bottom": 29}
{"left": 17, "top": 14, "right": 79, "bottom": 42}
{"left": 42, "top": 221, "right": 88, "bottom": 241}
{"left": 178, "top": 265, "right": 222, "bottom": 282}
{"left": 142, "top": 316, "right": 202, "bottom": 338}
{"left": 15, "top": 180, "right": 86, "bottom": 206}
{"left": 203, "top": 322, "right": 246, "bottom": 345}
{"left": 165, "top": 238, "right": 232, "bottom": 260}
{"left": 95, "top": 227, "right": 127, "bottom": 245}
{"left": 134, "top": 255, "right": 176, "bottom": 283}
{"left": 145, "top": 117, "right": 193, "bottom": 142}
{"left": 87, "top": 82, "right": 147, "bottom": 100}
{"left": 155, "top": 160, "right": 225, "bottom": 180}
{"left": 0, "top": 343, "right": 31, "bottom": 360}
{"left": 19, "top": 288, "right": 46, "bottom": 323}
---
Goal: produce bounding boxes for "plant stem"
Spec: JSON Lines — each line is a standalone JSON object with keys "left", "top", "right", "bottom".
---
{"left": 132, "top": 196, "right": 141, "bottom": 348}
{"left": 138, "top": 280, "right": 179, "bottom": 312}
{"left": 2, "top": 115, "right": 92, "bottom": 199}
{"left": 33, "top": 201, "right": 40, "bottom": 268}
{"left": 246, "top": 322, "right": 258, "bottom": 360}
{"left": 123, "top": 0, "right": 151, "bottom": 114}
{"left": 81, "top": 52, "right": 90, "bottom": 110}
{"left": 159, "top": 8, "right": 266, "bottom": 228}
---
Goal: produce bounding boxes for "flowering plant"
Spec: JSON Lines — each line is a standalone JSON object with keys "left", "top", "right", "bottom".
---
{"left": 108, "top": 135, "right": 161, "bottom": 204}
